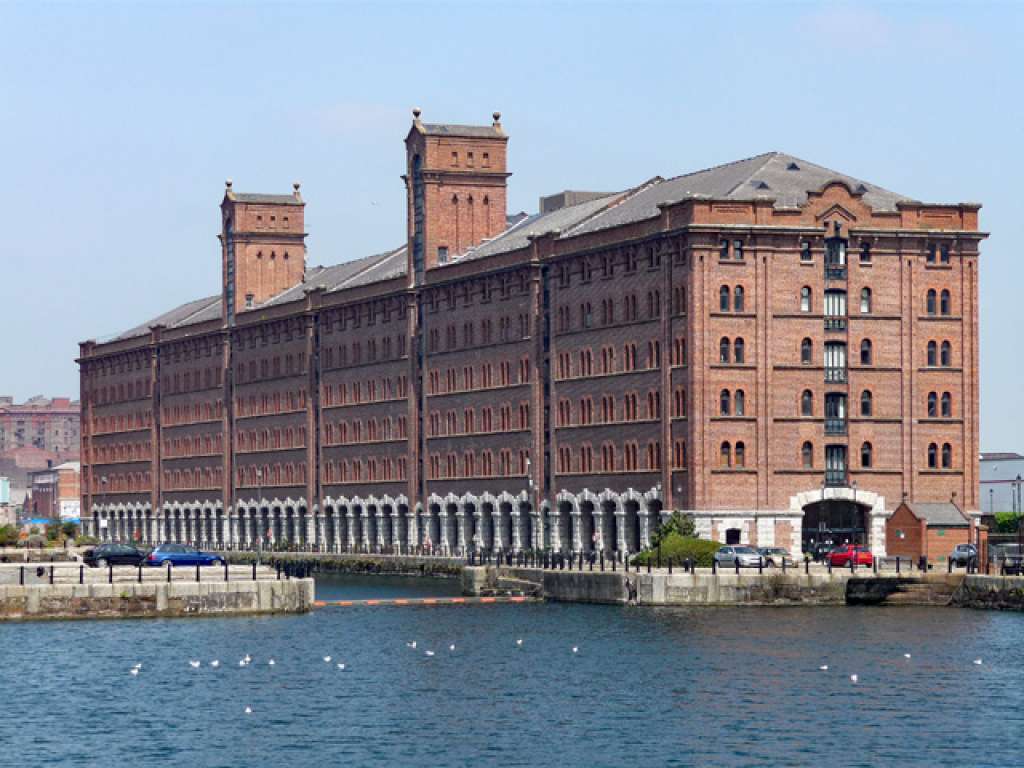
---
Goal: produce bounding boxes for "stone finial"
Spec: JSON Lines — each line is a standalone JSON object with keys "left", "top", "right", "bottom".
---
{"left": 412, "top": 107, "right": 422, "bottom": 120}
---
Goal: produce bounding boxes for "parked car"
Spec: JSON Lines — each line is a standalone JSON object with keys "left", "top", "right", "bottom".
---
{"left": 949, "top": 543, "right": 978, "bottom": 568}
{"left": 714, "top": 546, "right": 763, "bottom": 568}
{"left": 827, "top": 545, "right": 873, "bottom": 568}
{"left": 83, "top": 543, "right": 148, "bottom": 568}
{"left": 993, "top": 544, "right": 1024, "bottom": 575}
{"left": 758, "top": 547, "right": 793, "bottom": 567}
{"left": 808, "top": 542, "right": 835, "bottom": 563}
{"left": 145, "top": 543, "right": 226, "bottom": 567}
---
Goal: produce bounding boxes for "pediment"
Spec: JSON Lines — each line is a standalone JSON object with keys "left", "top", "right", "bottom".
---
{"left": 814, "top": 203, "right": 858, "bottom": 224}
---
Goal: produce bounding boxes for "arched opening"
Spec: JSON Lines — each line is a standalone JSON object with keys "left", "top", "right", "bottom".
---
{"left": 624, "top": 500, "right": 641, "bottom": 553}
{"left": 802, "top": 499, "right": 870, "bottom": 555}
{"left": 558, "top": 500, "right": 573, "bottom": 552}
{"left": 427, "top": 505, "right": 441, "bottom": 550}
{"left": 579, "top": 502, "right": 596, "bottom": 553}
{"left": 601, "top": 501, "right": 618, "bottom": 553}
{"left": 499, "top": 501, "right": 514, "bottom": 551}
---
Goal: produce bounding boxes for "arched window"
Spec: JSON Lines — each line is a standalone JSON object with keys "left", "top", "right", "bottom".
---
{"left": 801, "top": 390, "right": 814, "bottom": 417}
{"left": 942, "top": 443, "right": 952, "bottom": 469}
{"left": 719, "top": 286, "right": 730, "bottom": 312}
{"left": 734, "top": 286, "right": 745, "bottom": 312}
{"left": 927, "top": 443, "right": 938, "bottom": 468}
{"left": 801, "top": 286, "right": 812, "bottom": 313}
{"left": 719, "top": 337, "right": 730, "bottom": 364}
{"left": 927, "top": 391, "right": 938, "bottom": 417}
{"left": 861, "top": 390, "right": 872, "bottom": 417}
{"left": 802, "top": 441, "right": 813, "bottom": 469}
{"left": 733, "top": 338, "right": 744, "bottom": 364}
{"left": 720, "top": 389, "right": 731, "bottom": 416}
{"left": 801, "top": 338, "right": 813, "bottom": 365}
{"left": 860, "top": 339, "right": 873, "bottom": 366}
{"left": 861, "top": 442, "right": 873, "bottom": 468}
{"left": 735, "top": 441, "right": 746, "bottom": 468}
{"left": 735, "top": 389, "right": 745, "bottom": 416}
{"left": 860, "top": 287, "right": 872, "bottom": 314}
{"left": 720, "top": 441, "right": 731, "bottom": 468}
{"left": 941, "top": 341, "right": 952, "bottom": 367}
{"left": 941, "top": 392, "right": 952, "bottom": 418}
{"left": 927, "top": 289, "right": 937, "bottom": 315}
{"left": 940, "top": 290, "right": 951, "bottom": 316}
{"left": 927, "top": 341, "right": 938, "bottom": 367}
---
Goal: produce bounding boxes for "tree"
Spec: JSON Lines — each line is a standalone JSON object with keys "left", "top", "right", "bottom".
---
{"left": 61, "top": 521, "right": 78, "bottom": 539}
{"left": 651, "top": 511, "right": 696, "bottom": 547}
{"left": 0, "top": 525, "right": 18, "bottom": 546}
{"left": 995, "top": 512, "right": 1023, "bottom": 534}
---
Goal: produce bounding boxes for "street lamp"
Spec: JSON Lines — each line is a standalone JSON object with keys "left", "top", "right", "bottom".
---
{"left": 98, "top": 475, "right": 108, "bottom": 540}
{"left": 254, "top": 468, "right": 263, "bottom": 561}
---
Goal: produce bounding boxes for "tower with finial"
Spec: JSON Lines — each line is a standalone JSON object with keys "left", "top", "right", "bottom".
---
{"left": 219, "top": 180, "right": 306, "bottom": 324}
{"left": 404, "top": 108, "right": 510, "bottom": 280}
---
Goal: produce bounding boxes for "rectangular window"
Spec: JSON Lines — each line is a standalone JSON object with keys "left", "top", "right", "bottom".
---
{"left": 437, "top": 246, "right": 448, "bottom": 264}
{"left": 733, "top": 240, "right": 744, "bottom": 260}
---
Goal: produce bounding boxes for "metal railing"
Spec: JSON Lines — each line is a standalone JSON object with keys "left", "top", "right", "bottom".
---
{"left": 825, "top": 368, "right": 848, "bottom": 384}
{"left": 824, "top": 318, "right": 847, "bottom": 332}
{"left": 825, "top": 418, "right": 848, "bottom": 435}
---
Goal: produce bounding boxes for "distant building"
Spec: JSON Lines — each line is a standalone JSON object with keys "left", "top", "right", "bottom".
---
{"left": 980, "top": 452, "right": 1024, "bottom": 513}
{"left": 885, "top": 501, "right": 984, "bottom": 565}
{"left": 24, "top": 462, "right": 81, "bottom": 523}
{"left": 0, "top": 476, "right": 12, "bottom": 527}
{"left": 0, "top": 395, "right": 80, "bottom": 457}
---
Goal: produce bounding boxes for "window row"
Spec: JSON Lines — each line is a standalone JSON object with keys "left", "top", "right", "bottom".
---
{"left": 428, "top": 449, "right": 529, "bottom": 480}
{"left": 801, "top": 287, "right": 872, "bottom": 314}
{"left": 557, "top": 341, "right": 666, "bottom": 379}
{"left": 164, "top": 466, "right": 225, "bottom": 491}
{"left": 234, "top": 463, "right": 307, "bottom": 488}
{"left": 926, "top": 443, "right": 955, "bottom": 469}
{"left": 236, "top": 426, "right": 308, "bottom": 453}
{"left": 800, "top": 240, "right": 872, "bottom": 263}
{"left": 557, "top": 391, "right": 665, "bottom": 427}
{"left": 558, "top": 441, "right": 662, "bottom": 474}
{"left": 719, "top": 285, "right": 745, "bottom": 313}
{"left": 163, "top": 433, "right": 224, "bottom": 459}
{"left": 926, "top": 341, "right": 954, "bottom": 368}
{"left": 234, "top": 353, "right": 307, "bottom": 384}
{"left": 234, "top": 391, "right": 306, "bottom": 418}
{"left": 322, "top": 377, "right": 408, "bottom": 407}
{"left": 90, "top": 441, "right": 153, "bottom": 464}
{"left": 323, "top": 335, "right": 406, "bottom": 369}
{"left": 718, "top": 337, "right": 746, "bottom": 364}
{"left": 322, "top": 456, "right": 407, "bottom": 484}
{"left": 799, "top": 338, "right": 874, "bottom": 366}
{"left": 719, "top": 389, "right": 746, "bottom": 417}
{"left": 427, "top": 359, "right": 525, "bottom": 395}
{"left": 161, "top": 368, "right": 222, "bottom": 396}
{"left": 796, "top": 441, "right": 874, "bottom": 469}
{"left": 555, "top": 246, "right": 666, "bottom": 289}
{"left": 926, "top": 392, "right": 955, "bottom": 418}
{"left": 925, "top": 289, "right": 953, "bottom": 316}
{"left": 93, "top": 471, "right": 153, "bottom": 494}
{"left": 91, "top": 378, "right": 152, "bottom": 405}
{"left": 424, "top": 270, "right": 531, "bottom": 311}
{"left": 92, "top": 411, "right": 153, "bottom": 435}
{"left": 429, "top": 404, "right": 526, "bottom": 436}
{"left": 325, "top": 416, "right": 408, "bottom": 444}
{"left": 559, "top": 290, "right": 662, "bottom": 333}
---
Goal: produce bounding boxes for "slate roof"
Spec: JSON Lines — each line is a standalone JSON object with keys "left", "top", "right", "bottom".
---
{"left": 105, "top": 150, "right": 916, "bottom": 345}
{"left": 420, "top": 123, "right": 504, "bottom": 139}
{"left": 904, "top": 502, "right": 970, "bottom": 527}
{"left": 981, "top": 452, "right": 1024, "bottom": 462}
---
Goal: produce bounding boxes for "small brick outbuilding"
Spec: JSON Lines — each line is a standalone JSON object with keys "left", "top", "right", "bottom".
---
{"left": 886, "top": 501, "right": 986, "bottom": 566}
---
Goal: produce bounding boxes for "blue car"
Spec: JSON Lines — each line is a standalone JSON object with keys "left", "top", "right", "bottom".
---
{"left": 146, "top": 543, "right": 226, "bottom": 567}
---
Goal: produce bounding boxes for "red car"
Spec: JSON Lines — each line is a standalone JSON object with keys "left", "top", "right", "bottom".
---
{"left": 828, "top": 545, "right": 873, "bottom": 567}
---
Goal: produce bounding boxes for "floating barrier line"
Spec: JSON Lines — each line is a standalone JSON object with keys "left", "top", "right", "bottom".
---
{"left": 313, "top": 595, "right": 536, "bottom": 608}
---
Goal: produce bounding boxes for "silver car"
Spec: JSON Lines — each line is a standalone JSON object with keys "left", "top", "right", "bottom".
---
{"left": 758, "top": 547, "right": 793, "bottom": 567}
{"left": 714, "top": 545, "right": 763, "bottom": 568}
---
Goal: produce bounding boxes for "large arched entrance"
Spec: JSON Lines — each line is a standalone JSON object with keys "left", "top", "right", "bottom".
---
{"left": 802, "top": 499, "right": 869, "bottom": 553}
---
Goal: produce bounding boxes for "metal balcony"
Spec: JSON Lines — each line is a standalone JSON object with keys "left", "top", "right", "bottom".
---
{"left": 825, "top": 265, "right": 848, "bottom": 281}
{"left": 825, "top": 418, "right": 847, "bottom": 436}
{"left": 824, "top": 318, "right": 847, "bottom": 332}
{"left": 825, "top": 469, "right": 847, "bottom": 487}
{"left": 824, "top": 368, "right": 848, "bottom": 384}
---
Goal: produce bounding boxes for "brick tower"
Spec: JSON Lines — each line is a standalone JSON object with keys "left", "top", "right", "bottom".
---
{"left": 404, "top": 108, "right": 510, "bottom": 281}
{"left": 219, "top": 181, "right": 307, "bottom": 324}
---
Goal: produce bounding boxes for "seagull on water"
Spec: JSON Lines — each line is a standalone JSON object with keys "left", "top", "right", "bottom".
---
{"left": 244, "top": 654, "right": 252, "bottom": 664}
{"left": 244, "top": 706, "right": 252, "bottom": 714}
{"left": 572, "top": 647, "right": 579, "bottom": 654}
{"left": 449, "top": 644, "right": 456, "bottom": 652}
{"left": 516, "top": 639, "right": 523, "bottom": 647}
{"left": 425, "top": 651, "right": 435, "bottom": 657}
{"left": 238, "top": 659, "right": 247, "bottom": 667}
{"left": 130, "top": 668, "right": 139, "bottom": 676}
{"left": 337, "top": 663, "right": 346, "bottom": 670}
{"left": 189, "top": 660, "right": 201, "bottom": 669}
{"left": 407, "top": 641, "right": 417, "bottom": 649}
{"left": 133, "top": 663, "right": 142, "bottom": 670}
{"left": 268, "top": 659, "right": 275, "bottom": 666}
{"left": 974, "top": 659, "right": 983, "bottom": 665}
{"left": 210, "top": 660, "right": 220, "bottom": 668}
{"left": 850, "top": 674, "right": 858, "bottom": 683}
{"left": 819, "top": 665, "right": 829, "bottom": 671}
{"left": 904, "top": 653, "right": 912, "bottom": 659}
{"left": 323, "top": 656, "right": 332, "bottom": 663}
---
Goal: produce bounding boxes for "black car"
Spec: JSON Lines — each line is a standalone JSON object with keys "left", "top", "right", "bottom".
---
{"left": 83, "top": 543, "right": 147, "bottom": 568}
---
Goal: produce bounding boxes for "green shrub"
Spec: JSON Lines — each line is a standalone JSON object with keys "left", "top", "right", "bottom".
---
{"left": 0, "top": 525, "right": 18, "bottom": 546}
{"left": 651, "top": 511, "right": 695, "bottom": 547}
{"left": 75, "top": 535, "right": 99, "bottom": 546}
{"left": 633, "top": 532, "right": 721, "bottom": 567}
{"left": 995, "top": 512, "right": 1023, "bottom": 534}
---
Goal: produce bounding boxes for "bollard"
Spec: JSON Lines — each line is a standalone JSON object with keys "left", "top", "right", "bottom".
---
{"left": 600, "top": 552, "right": 605, "bottom": 571}
{"left": 668, "top": 558, "right": 673, "bottom": 575}
{"left": 277, "top": 563, "right": 282, "bottom": 580}
{"left": 137, "top": 564, "right": 142, "bottom": 584}
{"left": 850, "top": 556, "right": 855, "bottom": 574}
{"left": 873, "top": 556, "right": 878, "bottom": 575}
{"left": 758, "top": 557, "right": 763, "bottom": 575}
{"left": 948, "top": 558, "right": 953, "bottom": 574}
{"left": 108, "top": 563, "right": 113, "bottom": 584}
{"left": 827, "top": 559, "right": 832, "bottom": 575}
{"left": 647, "top": 558, "right": 651, "bottom": 574}
{"left": 611, "top": 556, "right": 616, "bottom": 572}
{"left": 225, "top": 560, "right": 229, "bottom": 582}
{"left": 49, "top": 565, "right": 54, "bottom": 585}
{"left": 896, "top": 556, "right": 901, "bottom": 575}
{"left": 712, "top": 559, "right": 717, "bottom": 576}
{"left": 804, "top": 557, "right": 809, "bottom": 576}
{"left": 79, "top": 564, "right": 84, "bottom": 585}
{"left": 196, "top": 563, "right": 201, "bottom": 583}
{"left": 579, "top": 552, "right": 584, "bottom": 571}
{"left": 657, "top": 545, "right": 662, "bottom": 570}
{"left": 735, "top": 559, "right": 740, "bottom": 576}
{"left": 252, "top": 561, "right": 257, "bottom": 580}
{"left": 782, "top": 557, "right": 787, "bottom": 574}
{"left": 167, "top": 561, "right": 173, "bottom": 583}
{"left": 589, "top": 556, "right": 593, "bottom": 572}
{"left": 19, "top": 566, "right": 24, "bottom": 586}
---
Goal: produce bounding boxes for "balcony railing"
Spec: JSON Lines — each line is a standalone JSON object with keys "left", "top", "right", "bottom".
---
{"left": 824, "top": 318, "right": 847, "bottom": 332}
{"left": 825, "top": 418, "right": 848, "bottom": 435}
{"left": 825, "top": 368, "right": 848, "bottom": 384}
{"left": 825, "top": 265, "right": 848, "bottom": 281}
{"left": 825, "top": 469, "right": 847, "bottom": 487}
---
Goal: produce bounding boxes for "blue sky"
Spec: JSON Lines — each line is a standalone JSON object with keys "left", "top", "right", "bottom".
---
{"left": 1, "top": 1, "right": 1020, "bottom": 450}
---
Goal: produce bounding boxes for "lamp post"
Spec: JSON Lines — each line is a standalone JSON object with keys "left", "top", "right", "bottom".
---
{"left": 254, "top": 468, "right": 262, "bottom": 561}
{"left": 98, "top": 475, "right": 108, "bottom": 541}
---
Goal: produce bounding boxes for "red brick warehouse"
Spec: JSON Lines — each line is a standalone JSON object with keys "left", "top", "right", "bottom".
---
{"left": 77, "top": 109, "right": 984, "bottom": 557}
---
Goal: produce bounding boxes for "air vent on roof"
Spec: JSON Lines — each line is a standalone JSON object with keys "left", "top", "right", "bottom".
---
{"left": 786, "top": 162, "right": 800, "bottom": 171}
{"left": 854, "top": 183, "right": 868, "bottom": 194}
{"left": 752, "top": 180, "right": 771, "bottom": 190}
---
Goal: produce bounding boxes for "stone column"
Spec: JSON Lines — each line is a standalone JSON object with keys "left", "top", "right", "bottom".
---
{"left": 359, "top": 510, "right": 370, "bottom": 550}
{"left": 305, "top": 513, "right": 315, "bottom": 549}
{"left": 592, "top": 507, "right": 604, "bottom": 554}
{"left": 615, "top": 506, "right": 627, "bottom": 554}
{"left": 390, "top": 509, "right": 401, "bottom": 553}
{"left": 548, "top": 507, "right": 561, "bottom": 552}
{"left": 472, "top": 508, "right": 483, "bottom": 552}
{"left": 408, "top": 508, "right": 419, "bottom": 551}
{"left": 571, "top": 503, "right": 583, "bottom": 552}
{"left": 639, "top": 510, "right": 651, "bottom": 550}
{"left": 455, "top": 506, "right": 466, "bottom": 555}
{"left": 374, "top": 509, "right": 385, "bottom": 550}
{"left": 345, "top": 511, "right": 356, "bottom": 550}
{"left": 511, "top": 510, "right": 522, "bottom": 553}
{"left": 439, "top": 508, "right": 450, "bottom": 554}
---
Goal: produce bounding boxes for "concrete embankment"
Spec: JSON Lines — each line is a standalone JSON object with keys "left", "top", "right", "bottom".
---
{"left": 952, "top": 574, "right": 1024, "bottom": 611}
{"left": 0, "top": 563, "right": 313, "bottom": 621}
{"left": 224, "top": 551, "right": 463, "bottom": 579}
